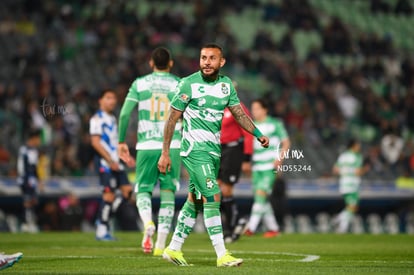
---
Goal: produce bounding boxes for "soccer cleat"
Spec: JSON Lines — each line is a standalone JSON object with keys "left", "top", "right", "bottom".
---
{"left": 162, "top": 247, "right": 190, "bottom": 266}
{"left": 217, "top": 251, "right": 243, "bottom": 267}
{"left": 244, "top": 229, "right": 254, "bottom": 236}
{"left": 2, "top": 252, "right": 23, "bottom": 264}
{"left": 0, "top": 252, "right": 23, "bottom": 270}
{"left": 0, "top": 258, "right": 10, "bottom": 271}
{"left": 142, "top": 221, "right": 155, "bottom": 254}
{"left": 96, "top": 233, "right": 117, "bottom": 241}
{"left": 231, "top": 217, "right": 248, "bottom": 242}
{"left": 263, "top": 230, "right": 279, "bottom": 238}
{"left": 153, "top": 248, "right": 164, "bottom": 256}
{"left": 21, "top": 223, "right": 39, "bottom": 233}
{"left": 224, "top": 235, "right": 234, "bottom": 244}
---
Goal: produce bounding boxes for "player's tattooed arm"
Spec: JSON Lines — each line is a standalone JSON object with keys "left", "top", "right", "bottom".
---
{"left": 162, "top": 107, "right": 183, "bottom": 155}
{"left": 159, "top": 107, "right": 183, "bottom": 174}
{"left": 229, "top": 104, "right": 269, "bottom": 148}
{"left": 228, "top": 104, "right": 256, "bottom": 133}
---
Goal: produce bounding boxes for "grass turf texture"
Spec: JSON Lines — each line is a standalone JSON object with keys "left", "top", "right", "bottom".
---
{"left": 0, "top": 232, "right": 413, "bottom": 274}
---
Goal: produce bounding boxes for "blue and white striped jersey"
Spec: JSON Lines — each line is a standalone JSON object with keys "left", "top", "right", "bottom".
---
{"left": 89, "top": 110, "right": 122, "bottom": 172}
{"left": 17, "top": 145, "right": 39, "bottom": 186}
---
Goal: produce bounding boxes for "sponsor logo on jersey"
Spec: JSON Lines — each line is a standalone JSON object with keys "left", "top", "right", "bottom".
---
{"left": 179, "top": 94, "right": 189, "bottom": 103}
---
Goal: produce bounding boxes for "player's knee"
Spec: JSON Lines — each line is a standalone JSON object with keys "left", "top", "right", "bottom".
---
{"left": 102, "top": 188, "right": 115, "bottom": 202}
{"left": 254, "top": 190, "right": 268, "bottom": 203}
{"left": 347, "top": 204, "right": 358, "bottom": 213}
{"left": 220, "top": 184, "right": 233, "bottom": 197}
{"left": 255, "top": 189, "right": 267, "bottom": 197}
{"left": 121, "top": 185, "right": 133, "bottom": 199}
{"left": 204, "top": 193, "right": 221, "bottom": 203}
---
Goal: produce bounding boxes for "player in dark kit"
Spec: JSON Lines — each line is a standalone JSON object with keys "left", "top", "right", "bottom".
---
{"left": 17, "top": 129, "right": 42, "bottom": 233}
{"left": 90, "top": 90, "right": 134, "bottom": 240}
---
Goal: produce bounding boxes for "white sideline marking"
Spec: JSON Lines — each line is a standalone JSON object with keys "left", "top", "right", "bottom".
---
{"left": 271, "top": 252, "right": 320, "bottom": 262}
{"left": 25, "top": 254, "right": 414, "bottom": 264}
{"left": 187, "top": 249, "right": 320, "bottom": 262}
{"left": 43, "top": 247, "right": 321, "bottom": 262}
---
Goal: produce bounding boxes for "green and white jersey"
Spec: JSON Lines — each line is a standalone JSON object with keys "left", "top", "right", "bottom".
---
{"left": 126, "top": 72, "right": 181, "bottom": 150}
{"left": 252, "top": 116, "right": 288, "bottom": 171}
{"left": 335, "top": 150, "right": 363, "bottom": 194}
{"left": 171, "top": 71, "right": 240, "bottom": 157}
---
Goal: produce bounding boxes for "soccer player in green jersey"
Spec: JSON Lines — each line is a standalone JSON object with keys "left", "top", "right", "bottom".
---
{"left": 333, "top": 139, "right": 368, "bottom": 233}
{"left": 244, "top": 99, "right": 290, "bottom": 238}
{"left": 158, "top": 43, "right": 269, "bottom": 267}
{"left": 118, "top": 47, "right": 181, "bottom": 255}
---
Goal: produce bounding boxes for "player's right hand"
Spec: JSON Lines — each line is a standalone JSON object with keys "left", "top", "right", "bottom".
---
{"left": 158, "top": 153, "right": 171, "bottom": 175}
{"left": 109, "top": 161, "right": 120, "bottom": 171}
{"left": 118, "top": 143, "right": 135, "bottom": 167}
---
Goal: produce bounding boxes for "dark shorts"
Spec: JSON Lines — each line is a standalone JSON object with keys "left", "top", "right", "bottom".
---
{"left": 21, "top": 184, "right": 37, "bottom": 202}
{"left": 218, "top": 141, "right": 244, "bottom": 185}
{"left": 99, "top": 170, "right": 130, "bottom": 193}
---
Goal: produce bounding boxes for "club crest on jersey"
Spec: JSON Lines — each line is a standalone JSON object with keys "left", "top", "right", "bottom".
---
{"left": 206, "top": 178, "right": 214, "bottom": 189}
{"left": 221, "top": 83, "right": 229, "bottom": 94}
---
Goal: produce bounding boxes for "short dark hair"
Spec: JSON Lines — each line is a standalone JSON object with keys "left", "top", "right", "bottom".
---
{"left": 99, "top": 89, "right": 116, "bottom": 99}
{"left": 347, "top": 138, "right": 359, "bottom": 149}
{"left": 151, "top": 47, "right": 171, "bottom": 70}
{"left": 252, "top": 98, "right": 269, "bottom": 110}
{"left": 201, "top": 43, "right": 224, "bottom": 55}
{"left": 27, "top": 128, "right": 42, "bottom": 139}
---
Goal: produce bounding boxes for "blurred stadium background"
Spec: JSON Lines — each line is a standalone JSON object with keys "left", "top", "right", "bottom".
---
{"left": 0, "top": 0, "right": 413, "bottom": 234}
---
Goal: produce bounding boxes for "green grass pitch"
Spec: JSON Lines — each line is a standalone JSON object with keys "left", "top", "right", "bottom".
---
{"left": 1, "top": 232, "right": 413, "bottom": 274}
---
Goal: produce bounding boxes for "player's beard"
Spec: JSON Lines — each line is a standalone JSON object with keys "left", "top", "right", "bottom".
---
{"left": 200, "top": 66, "right": 220, "bottom": 80}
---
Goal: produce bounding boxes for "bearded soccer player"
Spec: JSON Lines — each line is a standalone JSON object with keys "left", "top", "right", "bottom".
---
{"left": 118, "top": 47, "right": 181, "bottom": 255}
{"left": 158, "top": 43, "right": 269, "bottom": 267}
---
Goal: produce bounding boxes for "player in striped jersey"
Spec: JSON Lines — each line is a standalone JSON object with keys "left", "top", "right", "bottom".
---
{"left": 17, "top": 129, "right": 42, "bottom": 233}
{"left": 118, "top": 47, "right": 181, "bottom": 255}
{"left": 158, "top": 43, "right": 269, "bottom": 267}
{"left": 333, "top": 139, "right": 368, "bottom": 233}
{"left": 244, "top": 98, "right": 290, "bottom": 237}
{"left": 90, "top": 90, "right": 133, "bottom": 241}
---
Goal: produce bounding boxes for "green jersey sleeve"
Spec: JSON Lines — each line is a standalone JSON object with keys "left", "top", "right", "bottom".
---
{"left": 227, "top": 81, "right": 240, "bottom": 107}
{"left": 118, "top": 99, "right": 137, "bottom": 143}
{"left": 275, "top": 119, "right": 288, "bottom": 140}
{"left": 118, "top": 80, "right": 140, "bottom": 142}
{"left": 356, "top": 154, "right": 363, "bottom": 167}
{"left": 126, "top": 80, "right": 140, "bottom": 102}
{"left": 171, "top": 80, "right": 191, "bottom": 111}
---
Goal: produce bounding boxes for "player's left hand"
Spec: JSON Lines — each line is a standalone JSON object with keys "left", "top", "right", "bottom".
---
{"left": 118, "top": 143, "right": 135, "bottom": 167}
{"left": 124, "top": 157, "right": 135, "bottom": 168}
{"left": 258, "top": 136, "right": 269, "bottom": 148}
